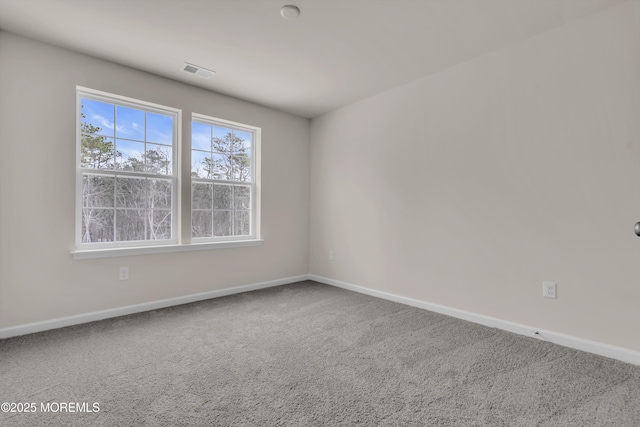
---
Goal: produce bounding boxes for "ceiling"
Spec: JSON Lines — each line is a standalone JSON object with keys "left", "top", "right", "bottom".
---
{"left": 0, "top": 0, "right": 625, "bottom": 118}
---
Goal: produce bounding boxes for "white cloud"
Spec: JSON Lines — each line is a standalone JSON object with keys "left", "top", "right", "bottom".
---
{"left": 192, "top": 132, "right": 211, "bottom": 150}
{"left": 93, "top": 114, "right": 114, "bottom": 130}
{"left": 92, "top": 114, "right": 128, "bottom": 134}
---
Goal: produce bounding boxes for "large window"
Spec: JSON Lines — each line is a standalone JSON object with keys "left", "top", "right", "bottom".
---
{"left": 74, "top": 87, "right": 261, "bottom": 258}
{"left": 76, "top": 87, "right": 179, "bottom": 248}
{"left": 191, "top": 115, "right": 257, "bottom": 240}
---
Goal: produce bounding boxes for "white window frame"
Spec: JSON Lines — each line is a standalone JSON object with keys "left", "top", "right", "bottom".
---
{"left": 71, "top": 87, "right": 262, "bottom": 260}
{"left": 74, "top": 87, "right": 181, "bottom": 251}
{"left": 191, "top": 113, "right": 261, "bottom": 243}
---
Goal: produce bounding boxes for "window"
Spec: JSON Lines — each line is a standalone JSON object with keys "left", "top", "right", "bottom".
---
{"left": 191, "top": 114, "right": 257, "bottom": 241}
{"left": 76, "top": 87, "right": 179, "bottom": 248}
{"left": 74, "top": 87, "right": 261, "bottom": 258}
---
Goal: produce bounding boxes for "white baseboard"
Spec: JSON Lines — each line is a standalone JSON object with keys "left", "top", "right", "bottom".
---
{"left": 0, "top": 275, "right": 309, "bottom": 339}
{"left": 309, "top": 274, "right": 640, "bottom": 366}
{"left": 4, "top": 273, "right": 639, "bottom": 366}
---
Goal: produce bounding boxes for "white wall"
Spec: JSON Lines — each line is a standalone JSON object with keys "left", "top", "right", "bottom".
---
{"left": 310, "top": 2, "right": 640, "bottom": 351}
{"left": 0, "top": 31, "right": 310, "bottom": 329}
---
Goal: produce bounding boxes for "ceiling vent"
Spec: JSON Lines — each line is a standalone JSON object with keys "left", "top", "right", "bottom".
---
{"left": 181, "top": 63, "right": 215, "bottom": 79}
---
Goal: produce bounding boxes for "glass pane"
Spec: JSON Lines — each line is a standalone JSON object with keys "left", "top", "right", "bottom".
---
{"left": 192, "top": 183, "right": 212, "bottom": 210}
{"left": 238, "top": 142, "right": 251, "bottom": 158}
{"left": 212, "top": 153, "right": 232, "bottom": 181}
{"left": 213, "top": 126, "right": 230, "bottom": 139}
{"left": 146, "top": 144, "right": 172, "bottom": 175}
{"left": 192, "top": 122, "right": 212, "bottom": 151}
{"left": 234, "top": 210, "right": 251, "bottom": 236}
{"left": 116, "top": 177, "right": 146, "bottom": 208}
{"left": 81, "top": 98, "right": 114, "bottom": 137}
{"left": 233, "top": 185, "right": 251, "bottom": 210}
{"left": 230, "top": 132, "right": 246, "bottom": 155}
{"left": 148, "top": 209, "right": 171, "bottom": 240}
{"left": 234, "top": 130, "right": 252, "bottom": 152}
{"left": 213, "top": 184, "right": 232, "bottom": 210}
{"left": 82, "top": 175, "right": 114, "bottom": 207}
{"left": 146, "top": 112, "right": 173, "bottom": 145}
{"left": 116, "top": 209, "right": 145, "bottom": 241}
{"left": 232, "top": 155, "right": 251, "bottom": 182}
{"left": 117, "top": 140, "right": 145, "bottom": 172}
{"left": 192, "top": 210, "right": 213, "bottom": 238}
{"left": 116, "top": 105, "right": 144, "bottom": 141}
{"left": 149, "top": 179, "right": 172, "bottom": 209}
{"left": 82, "top": 208, "right": 114, "bottom": 243}
{"left": 81, "top": 135, "right": 115, "bottom": 169}
{"left": 191, "top": 150, "right": 210, "bottom": 179}
{"left": 212, "top": 127, "right": 232, "bottom": 154}
{"left": 213, "top": 211, "right": 232, "bottom": 236}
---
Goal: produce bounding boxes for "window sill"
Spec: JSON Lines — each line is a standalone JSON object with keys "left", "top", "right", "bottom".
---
{"left": 71, "top": 239, "right": 263, "bottom": 260}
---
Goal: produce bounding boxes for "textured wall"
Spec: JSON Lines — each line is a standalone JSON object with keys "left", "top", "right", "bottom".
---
{"left": 309, "top": 2, "right": 640, "bottom": 351}
{"left": 0, "top": 32, "right": 310, "bottom": 328}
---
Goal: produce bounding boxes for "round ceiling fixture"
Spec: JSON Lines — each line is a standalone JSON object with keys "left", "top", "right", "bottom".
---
{"left": 280, "top": 5, "right": 300, "bottom": 20}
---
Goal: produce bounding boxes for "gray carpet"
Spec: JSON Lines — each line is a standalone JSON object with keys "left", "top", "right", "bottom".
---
{"left": 1, "top": 280, "right": 639, "bottom": 426}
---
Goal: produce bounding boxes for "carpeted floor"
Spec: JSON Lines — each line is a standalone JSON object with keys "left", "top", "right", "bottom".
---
{"left": 1, "top": 280, "right": 639, "bottom": 426}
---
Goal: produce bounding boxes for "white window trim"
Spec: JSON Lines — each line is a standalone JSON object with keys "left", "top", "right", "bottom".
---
{"left": 75, "top": 86, "right": 182, "bottom": 251}
{"left": 72, "top": 87, "right": 262, "bottom": 259}
{"left": 190, "top": 113, "right": 261, "bottom": 242}
{"left": 71, "top": 239, "right": 264, "bottom": 260}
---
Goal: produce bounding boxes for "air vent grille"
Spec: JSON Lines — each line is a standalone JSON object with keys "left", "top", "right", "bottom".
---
{"left": 183, "top": 64, "right": 199, "bottom": 74}
{"left": 181, "top": 63, "right": 215, "bottom": 79}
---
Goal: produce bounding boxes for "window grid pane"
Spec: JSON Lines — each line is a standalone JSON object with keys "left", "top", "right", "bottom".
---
{"left": 191, "top": 122, "right": 253, "bottom": 185}
{"left": 82, "top": 208, "right": 115, "bottom": 243}
{"left": 81, "top": 97, "right": 175, "bottom": 177}
{"left": 81, "top": 173, "right": 174, "bottom": 243}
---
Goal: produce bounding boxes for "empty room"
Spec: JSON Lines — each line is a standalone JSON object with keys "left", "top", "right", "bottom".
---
{"left": 1, "top": 0, "right": 639, "bottom": 425}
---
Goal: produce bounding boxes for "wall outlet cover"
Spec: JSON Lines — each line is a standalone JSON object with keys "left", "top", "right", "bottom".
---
{"left": 543, "top": 281, "right": 556, "bottom": 299}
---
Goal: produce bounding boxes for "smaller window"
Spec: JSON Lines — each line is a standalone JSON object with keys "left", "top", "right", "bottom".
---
{"left": 191, "top": 114, "right": 259, "bottom": 241}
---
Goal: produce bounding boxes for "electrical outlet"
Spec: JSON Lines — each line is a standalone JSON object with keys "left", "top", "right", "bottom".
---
{"left": 119, "top": 267, "right": 129, "bottom": 281}
{"left": 329, "top": 250, "right": 334, "bottom": 261}
{"left": 542, "top": 281, "right": 556, "bottom": 299}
